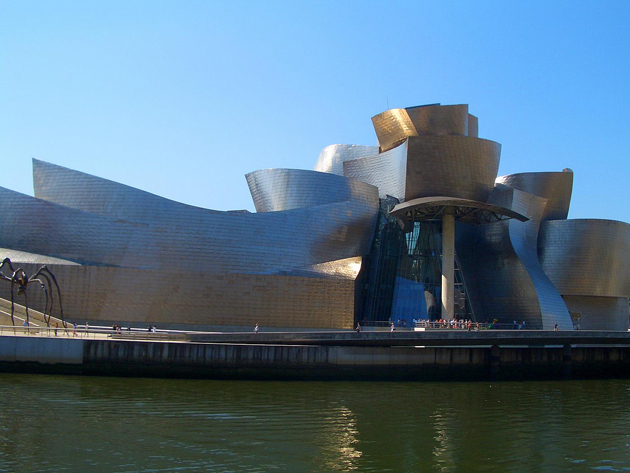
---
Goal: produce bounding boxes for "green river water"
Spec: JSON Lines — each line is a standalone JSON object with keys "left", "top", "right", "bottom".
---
{"left": 0, "top": 373, "right": 629, "bottom": 472}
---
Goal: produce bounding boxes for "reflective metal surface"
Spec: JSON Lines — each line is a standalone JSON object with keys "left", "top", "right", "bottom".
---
{"left": 405, "top": 136, "right": 501, "bottom": 202}
{"left": 371, "top": 104, "right": 472, "bottom": 152}
{"left": 538, "top": 219, "right": 630, "bottom": 330}
{"left": 32, "top": 159, "right": 225, "bottom": 224}
{"left": 246, "top": 168, "right": 373, "bottom": 213}
{"left": 313, "top": 144, "right": 378, "bottom": 176}
{"left": 405, "top": 104, "right": 469, "bottom": 136}
{"left": 342, "top": 140, "right": 408, "bottom": 200}
{"left": 538, "top": 219, "right": 630, "bottom": 298}
{"left": 371, "top": 108, "right": 418, "bottom": 152}
{"left": 19, "top": 162, "right": 380, "bottom": 273}
{"left": 496, "top": 170, "right": 573, "bottom": 221}
{"left": 456, "top": 186, "right": 573, "bottom": 330}
{"left": 0, "top": 160, "right": 380, "bottom": 330}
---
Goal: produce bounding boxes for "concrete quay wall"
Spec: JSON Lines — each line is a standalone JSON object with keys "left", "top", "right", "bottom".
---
{"left": 1, "top": 336, "right": 630, "bottom": 380}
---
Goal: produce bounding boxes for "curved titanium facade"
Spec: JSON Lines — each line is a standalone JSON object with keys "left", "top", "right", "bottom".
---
{"left": 371, "top": 104, "right": 473, "bottom": 152}
{"left": 371, "top": 108, "right": 418, "bottom": 152}
{"left": 405, "top": 104, "right": 470, "bottom": 136}
{"left": 342, "top": 140, "right": 408, "bottom": 200}
{"left": 538, "top": 219, "right": 630, "bottom": 297}
{"left": 314, "top": 144, "right": 379, "bottom": 176}
{"left": 1, "top": 176, "right": 379, "bottom": 275}
{"left": 2, "top": 156, "right": 381, "bottom": 330}
{"left": 245, "top": 168, "right": 374, "bottom": 213}
{"left": 496, "top": 171, "right": 573, "bottom": 221}
{"left": 404, "top": 136, "right": 501, "bottom": 202}
{"left": 456, "top": 186, "right": 573, "bottom": 330}
{"left": 33, "top": 159, "right": 224, "bottom": 225}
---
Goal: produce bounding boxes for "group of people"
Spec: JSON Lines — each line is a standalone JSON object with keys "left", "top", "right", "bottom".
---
{"left": 413, "top": 318, "right": 478, "bottom": 330}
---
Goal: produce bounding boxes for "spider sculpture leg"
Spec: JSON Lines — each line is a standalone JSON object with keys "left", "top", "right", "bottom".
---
{"left": 31, "top": 266, "right": 64, "bottom": 326}
{"left": 29, "top": 277, "right": 51, "bottom": 326}
{"left": 12, "top": 268, "right": 30, "bottom": 326}
{"left": 0, "top": 258, "right": 18, "bottom": 326}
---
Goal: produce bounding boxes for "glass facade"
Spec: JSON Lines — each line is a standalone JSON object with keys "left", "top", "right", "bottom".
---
{"left": 359, "top": 199, "right": 475, "bottom": 325}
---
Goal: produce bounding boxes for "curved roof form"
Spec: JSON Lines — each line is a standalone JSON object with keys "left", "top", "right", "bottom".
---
{"left": 245, "top": 168, "right": 376, "bottom": 213}
{"left": 1, "top": 168, "right": 379, "bottom": 275}
{"left": 406, "top": 104, "right": 470, "bottom": 136}
{"left": 404, "top": 136, "right": 501, "bottom": 202}
{"left": 390, "top": 196, "right": 528, "bottom": 227}
{"left": 33, "top": 159, "right": 225, "bottom": 224}
{"left": 342, "top": 140, "right": 407, "bottom": 201}
{"left": 321, "top": 136, "right": 501, "bottom": 204}
{"left": 496, "top": 170, "right": 573, "bottom": 221}
{"left": 314, "top": 144, "right": 378, "bottom": 176}
{"left": 538, "top": 219, "right": 630, "bottom": 297}
{"left": 0, "top": 248, "right": 81, "bottom": 266}
{"left": 371, "top": 104, "right": 475, "bottom": 152}
{"left": 371, "top": 108, "right": 418, "bottom": 152}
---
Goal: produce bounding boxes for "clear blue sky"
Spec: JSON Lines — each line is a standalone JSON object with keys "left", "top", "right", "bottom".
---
{"left": 1, "top": 1, "right": 628, "bottom": 221}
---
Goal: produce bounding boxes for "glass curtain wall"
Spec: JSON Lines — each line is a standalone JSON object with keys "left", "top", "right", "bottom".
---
{"left": 360, "top": 200, "right": 475, "bottom": 325}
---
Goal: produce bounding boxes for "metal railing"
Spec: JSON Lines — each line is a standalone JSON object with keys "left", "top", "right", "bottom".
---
{"left": 0, "top": 325, "right": 189, "bottom": 341}
{"left": 413, "top": 321, "right": 530, "bottom": 330}
{"left": 360, "top": 321, "right": 534, "bottom": 330}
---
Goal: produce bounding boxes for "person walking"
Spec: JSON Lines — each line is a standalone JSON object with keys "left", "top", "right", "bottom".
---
{"left": 355, "top": 322, "right": 361, "bottom": 333}
{"left": 554, "top": 322, "right": 558, "bottom": 331}
{"left": 254, "top": 324, "right": 259, "bottom": 333}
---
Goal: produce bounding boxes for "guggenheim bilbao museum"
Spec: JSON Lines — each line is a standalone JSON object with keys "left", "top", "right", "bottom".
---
{"left": 1, "top": 104, "right": 629, "bottom": 331}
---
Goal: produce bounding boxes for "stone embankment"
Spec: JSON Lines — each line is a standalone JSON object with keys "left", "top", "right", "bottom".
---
{"left": 1, "top": 330, "right": 630, "bottom": 380}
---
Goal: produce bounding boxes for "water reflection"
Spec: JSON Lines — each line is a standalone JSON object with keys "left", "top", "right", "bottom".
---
{"left": 0, "top": 375, "right": 629, "bottom": 472}
{"left": 319, "top": 407, "right": 362, "bottom": 471}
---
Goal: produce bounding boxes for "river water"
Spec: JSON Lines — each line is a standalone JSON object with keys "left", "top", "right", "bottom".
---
{"left": 0, "top": 374, "right": 629, "bottom": 472}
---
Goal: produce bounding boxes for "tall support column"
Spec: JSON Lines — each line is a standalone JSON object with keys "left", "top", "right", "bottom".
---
{"left": 441, "top": 207, "right": 455, "bottom": 321}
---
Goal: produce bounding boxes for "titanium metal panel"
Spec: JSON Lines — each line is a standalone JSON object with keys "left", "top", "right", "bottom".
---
{"left": 405, "top": 104, "right": 469, "bottom": 136}
{"left": 456, "top": 186, "right": 572, "bottom": 330}
{"left": 538, "top": 219, "right": 630, "bottom": 297}
{"left": 314, "top": 144, "right": 379, "bottom": 176}
{"left": 563, "top": 295, "right": 629, "bottom": 331}
{"left": 405, "top": 136, "right": 501, "bottom": 202}
{"left": 278, "top": 256, "right": 363, "bottom": 280}
{"left": 0, "top": 183, "right": 379, "bottom": 275}
{"left": 246, "top": 168, "right": 372, "bottom": 213}
{"left": 0, "top": 248, "right": 81, "bottom": 266}
{"left": 372, "top": 105, "right": 474, "bottom": 152}
{"left": 371, "top": 108, "right": 418, "bottom": 152}
{"left": 0, "top": 263, "right": 357, "bottom": 330}
{"left": 496, "top": 171, "right": 573, "bottom": 221}
{"left": 342, "top": 140, "right": 408, "bottom": 200}
{"left": 467, "top": 114, "right": 479, "bottom": 138}
{"left": 33, "top": 159, "right": 224, "bottom": 225}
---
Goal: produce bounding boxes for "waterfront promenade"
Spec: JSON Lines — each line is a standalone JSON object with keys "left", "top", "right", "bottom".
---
{"left": 1, "top": 323, "right": 630, "bottom": 381}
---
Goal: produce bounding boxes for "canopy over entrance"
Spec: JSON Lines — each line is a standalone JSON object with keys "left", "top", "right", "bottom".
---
{"left": 390, "top": 196, "right": 528, "bottom": 230}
